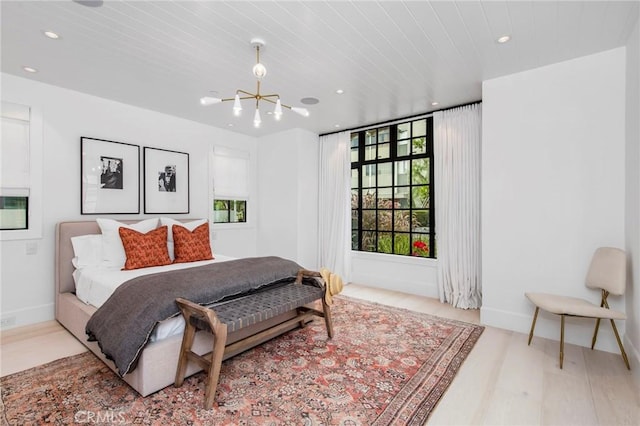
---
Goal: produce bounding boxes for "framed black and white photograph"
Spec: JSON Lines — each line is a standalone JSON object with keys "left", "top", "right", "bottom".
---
{"left": 144, "top": 147, "right": 189, "bottom": 214}
{"left": 81, "top": 137, "right": 140, "bottom": 214}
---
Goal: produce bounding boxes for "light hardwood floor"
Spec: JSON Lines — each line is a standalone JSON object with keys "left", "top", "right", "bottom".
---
{"left": 1, "top": 283, "right": 638, "bottom": 425}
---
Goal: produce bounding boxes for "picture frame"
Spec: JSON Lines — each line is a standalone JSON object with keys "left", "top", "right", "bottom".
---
{"left": 80, "top": 137, "right": 140, "bottom": 214}
{"left": 143, "top": 147, "right": 189, "bottom": 214}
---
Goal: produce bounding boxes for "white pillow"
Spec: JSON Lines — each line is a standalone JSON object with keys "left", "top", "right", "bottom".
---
{"left": 70, "top": 234, "right": 103, "bottom": 269}
{"left": 97, "top": 218, "right": 159, "bottom": 268}
{"left": 160, "top": 217, "right": 207, "bottom": 260}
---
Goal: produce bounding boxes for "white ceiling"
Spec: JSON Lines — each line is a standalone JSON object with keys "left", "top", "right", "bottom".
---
{"left": 2, "top": 1, "right": 638, "bottom": 137}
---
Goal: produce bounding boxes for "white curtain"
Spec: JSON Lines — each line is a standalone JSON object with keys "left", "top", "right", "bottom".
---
{"left": 434, "top": 103, "right": 482, "bottom": 309}
{"left": 318, "top": 131, "right": 351, "bottom": 282}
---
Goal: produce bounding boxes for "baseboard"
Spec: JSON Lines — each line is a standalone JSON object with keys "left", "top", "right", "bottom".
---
{"left": 481, "top": 305, "right": 626, "bottom": 354}
{"left": 624, "top": 335, "right": 640, "bottom": 380}
{"left": 0, "top": 303, "right": 54, "bottom": 330}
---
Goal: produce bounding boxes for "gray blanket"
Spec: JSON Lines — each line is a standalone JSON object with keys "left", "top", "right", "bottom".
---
{"left": 86, "top": 256, "right": 301, "bottom": 376}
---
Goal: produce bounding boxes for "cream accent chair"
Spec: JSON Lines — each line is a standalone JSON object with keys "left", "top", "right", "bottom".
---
{"left": 525, "top": 247, "right": 629, "bottom": 369}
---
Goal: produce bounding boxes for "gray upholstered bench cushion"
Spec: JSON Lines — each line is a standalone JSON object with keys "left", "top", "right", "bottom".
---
{"left": 189, "top": 282, "right": 323, "bottom": 333}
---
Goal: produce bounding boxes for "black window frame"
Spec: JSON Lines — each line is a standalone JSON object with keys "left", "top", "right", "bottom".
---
{"left": 351, "top": 117, "right": 435, "bottom": 258}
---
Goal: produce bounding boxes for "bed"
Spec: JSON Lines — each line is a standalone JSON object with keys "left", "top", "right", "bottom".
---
{"left": 55, "top": 219, "right": 331, "bottom": 397}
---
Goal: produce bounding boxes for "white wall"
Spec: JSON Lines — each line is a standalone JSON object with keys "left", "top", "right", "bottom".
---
{"left": 624, "top": 19, "right": 640, "bottom": 375}
{"left": 0, "top": 73, "right": 258, "bottom": 328}
{"left": 256, "top": 128, "right": 319, "bottom": 269}
{"left": 351, "top": 252, "right": 438, "bottom": 298}
{"left": 481, "top": 48, "right": 627, "bottom": 353}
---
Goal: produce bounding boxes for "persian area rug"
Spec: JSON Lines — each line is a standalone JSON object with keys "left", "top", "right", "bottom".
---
{"left": 0, "top": 296, "right": 483, "bottom": 426}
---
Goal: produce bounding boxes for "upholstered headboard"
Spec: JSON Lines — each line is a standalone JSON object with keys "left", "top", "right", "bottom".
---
{"left": 55, "top": 219, "right": 198, "bottom": 296}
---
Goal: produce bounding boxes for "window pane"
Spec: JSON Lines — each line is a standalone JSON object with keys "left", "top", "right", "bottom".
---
{"left": 397, "top": 122, "right": 410, "bottom": 140}
{"left": 411, "top": 235, "right": 430, "bottom": 257}
{"left": 378, "top": 143, "right": 390, "bottom": 159}
{"left": 362, "top": 189, "right": 376, "bottom": 208}
{"left": 378, "top": 127, "right": 390, "bottom": 143}
{"left": 397, "top": 140, "right": 410, "bottom": 157}
{"left": 412, "top": 137, "right": 426, "bottom": 155}
{"left": 378, "top": 211, "right": 392, "bottom": 231}
{"left": 351, "top": 147, "right": 359, "bottom": 163}
{"left": 365, "top": 130, "right": 376, "bottom": 145}
{"left": 351, "top": 168, "right": 359, "bottom": 189}
{"left": 412, "top": 210, "right": 430, "bottom": 232}
{"left": 378, "top": 232, "right": 393, "bottom": 253}
{"left": 362, "top": 231, "right": 376, "bottom": 251}
{"left": 362, "top": 210, "right": 376, "bottom": 231}
{"left": 364, "top": 145, "right": 376, "bottom": 161}
{"left": 378, "top": 162, "right": 392, "bottom": 187}
{"left": 394, "top": 233, "right": 410, "bottom": 255}
{"left": 412, "top": 158, "right": 429, "bottom": 185}
{"left": 230, "top": 200, "right": 246, "bottom": 223}
{"left": 213, "top": 199, "right": 230, "bottom": 223}
{"left": 351, "top": 133, "right": 359, "bottom": 147}
{"left": 395, "top": 210, "right": 410, "bottom": 231}
{"left": 352, "top": 230, "right": 359, "bottom": 250}
{"left": 394, "top": 160, "right": 410, "bottom": 186}
{"left": 351, "top": 189, "right": 359, "bottom": 209}
{"left": 394, "top": 186, "right": 410, "bottom": 208}
{"left": 351, "top": 209, "right": 359, "bottom": 229}
{"left": 0, "top": 196, "right": 28, "bottom": 230}
{"left": 363, "top": 165, "right": 376, "bottom": 188}
{"left": 412, "top": 186, "right": 429, "bottom": 208}
{"left": 378, "top": 187, "right": 393, "bottom": 208}
{"left": 413, "top": 119, "right": 427, "bottom": 137}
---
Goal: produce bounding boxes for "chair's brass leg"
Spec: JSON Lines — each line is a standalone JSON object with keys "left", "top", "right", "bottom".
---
{"left": 609, "top": 319, "right": 631, "bottom": 370}
{"left": 591, "top": 318, "right": 601, "bottom": 350}
{"left": 528, "top": 307, "right": 539, "bottom": 346}
{"left": 560, "top": 315, "right": 565, "bottom": 369}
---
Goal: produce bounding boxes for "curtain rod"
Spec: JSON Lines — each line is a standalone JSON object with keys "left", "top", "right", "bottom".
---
{"left": 319, "top": 99, "right": 481, "bottom": 137}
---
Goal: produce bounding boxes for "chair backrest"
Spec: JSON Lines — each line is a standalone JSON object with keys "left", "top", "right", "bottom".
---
{"left": 586, "top": 247, "right": 626, "bottom": 295}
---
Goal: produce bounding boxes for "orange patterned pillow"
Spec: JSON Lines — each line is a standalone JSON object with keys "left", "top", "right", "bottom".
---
{"left": 119, "top": 226, "right": 171, "bottom": 270}
{"left": 172, "top": 223, "right": 214, "bottom": 263}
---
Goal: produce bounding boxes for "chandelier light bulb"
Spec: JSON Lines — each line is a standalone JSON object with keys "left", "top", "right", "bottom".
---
{"left": 200, "top": 96, "right": 222, "bottom": 106}
{"left": 252, "top": 63, "right": 267, "bottom": 80}
{"left": 233, "top": 94, "right": 242, "bottom": 116}
{"left": 274, "top": 99, "right": 283, "bottom": 120}
{"left": 291, "top": 107, "right": 310, "bottom": 117}
{"left": 253, "top": 108, "right": 261, "bottom": 128}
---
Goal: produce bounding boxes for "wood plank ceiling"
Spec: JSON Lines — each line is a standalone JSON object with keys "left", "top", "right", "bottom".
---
{"left": 2, "top": 1, "right": 638, "bottom": 136}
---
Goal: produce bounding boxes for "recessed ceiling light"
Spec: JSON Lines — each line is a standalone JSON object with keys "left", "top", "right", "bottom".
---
{"left": 43, "top": 31, "right": 60, "bottom": 39}
{"left": 335, "top": 89, "right": 344, "bottom": 95}
{"left": 300, "top": 97, "right": 319, "bottom": 105}
{"left": 497, "top": 35, "right": 511, "bottom": 44}
{"left": 22, "top": 66, "right": 38, "bottom": 73}
{"left": 227, "top": 123, "right": 234, "bottom": 127}
{"left": 334, "top": 124, "right": 340, "bottom": 128}
{"left": 73, "top": 0, "right": 104, "bottom": 7}
{"left": 431, "top": 101, "right": 439, "bottom": 106}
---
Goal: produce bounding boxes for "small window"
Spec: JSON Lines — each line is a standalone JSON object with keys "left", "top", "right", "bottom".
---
{"left": 213, "top": 199, "right": 246, "bottom": 223}
{"left": 210, "top": 146, "right": 251, "bottom": 226}
{"left": 1, "top": 101, "right": 42, "bottom": 240}
{"left": 0, "top": 195, "right": 28, "bottom": 230}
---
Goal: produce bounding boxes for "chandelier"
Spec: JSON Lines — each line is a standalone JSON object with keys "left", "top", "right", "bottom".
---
{"left": 200, "top": 38, "right": 309, "bottom": 128}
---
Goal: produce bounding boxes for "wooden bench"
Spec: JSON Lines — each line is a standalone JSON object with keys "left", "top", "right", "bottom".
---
{"left": 174, "top": 273, "right": 334, "bottom": 409}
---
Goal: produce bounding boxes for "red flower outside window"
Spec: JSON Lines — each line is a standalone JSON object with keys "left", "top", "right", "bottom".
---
{"left": 412, "top": 241, "right": 429, "bottom": 257}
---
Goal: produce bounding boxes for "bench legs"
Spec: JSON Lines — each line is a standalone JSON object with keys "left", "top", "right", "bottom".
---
{"left": 175, "top": 290, "right": 334, "bottom": 410}
{"left": 174, "top": 297, "right": 228, "bottom": 410}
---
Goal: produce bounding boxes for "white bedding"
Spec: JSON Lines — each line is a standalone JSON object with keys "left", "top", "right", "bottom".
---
{"left": 73, "top": 255, "right": 236, "bottom": 341}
